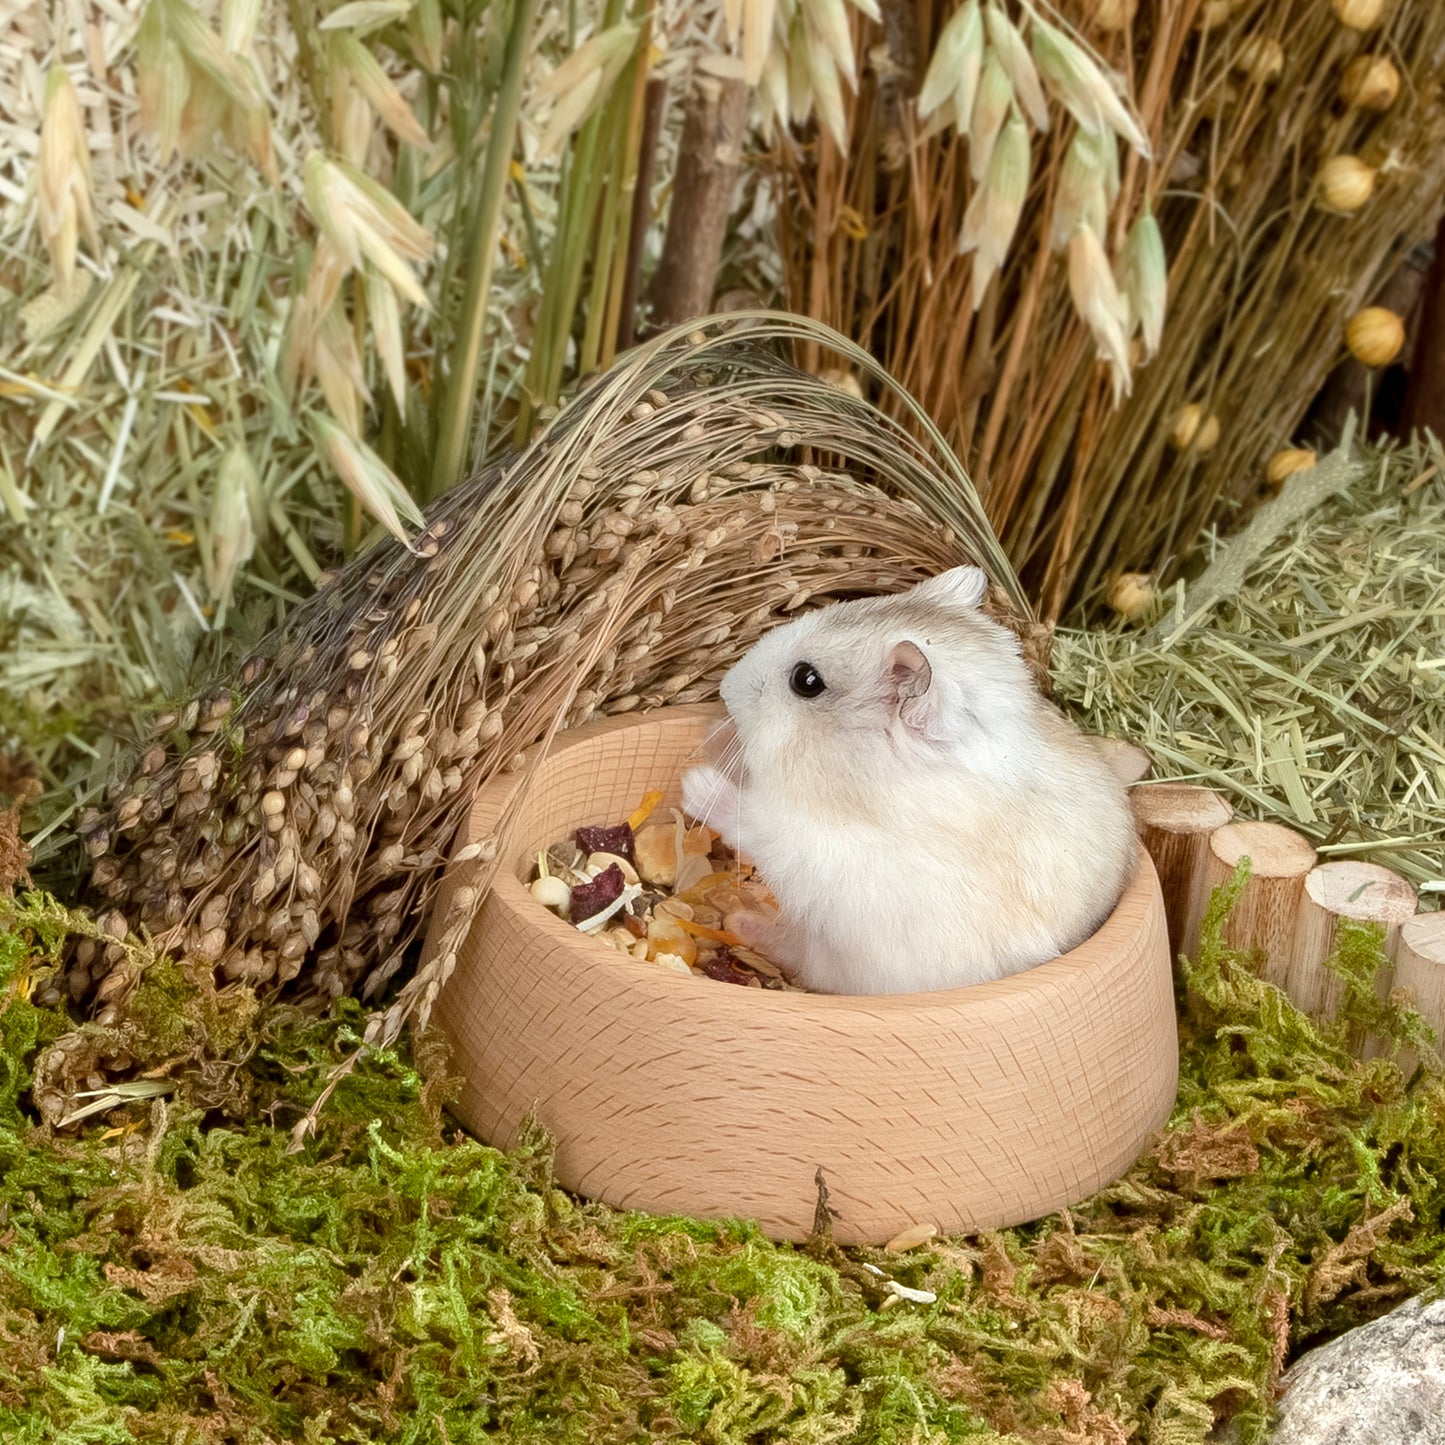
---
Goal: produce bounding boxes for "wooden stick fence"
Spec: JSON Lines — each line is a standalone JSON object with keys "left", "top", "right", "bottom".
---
{"left": 1101, "top": 743, "right": 1443, "bottom": 1059}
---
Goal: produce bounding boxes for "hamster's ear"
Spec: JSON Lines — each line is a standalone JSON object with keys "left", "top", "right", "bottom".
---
{"left": 913, "top": 566, "right": 988, "bottom": 611}
{"left": 888, "top": 640, "right": 938, "bottom": 737}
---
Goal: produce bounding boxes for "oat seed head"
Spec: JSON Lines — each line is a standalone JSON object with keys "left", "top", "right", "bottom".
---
{"left": 37, "top": 65, "right": 98, "bottom": 290}
{"left": 1068, "top": 221, "right": 1132, "bottom": 402}
{"left": 313, "top": 415, "right": 424, "bottom": 547}
{"left": 1120, "top": 206, "right": 1167, "bottom": 359}
{"left": 919, "top": 0, "right": 983, "bottom": 123}
{"left": 327, "top": 31, "right": 429, "bottom": 148}
{"left": 1030, "top": 15, "right": 1150, "bottom": 157}
{"left": 969, "top": 51, "right": 1014, "bottom": 182}
{"left": 1051, "top": 126, "right": 1110, "bottom": 252}
{"left": 984, "top": 1, "right": 1049, "bottom": 132}
{"left": 959, "top": 108, "right": 1031, "bottom": 307}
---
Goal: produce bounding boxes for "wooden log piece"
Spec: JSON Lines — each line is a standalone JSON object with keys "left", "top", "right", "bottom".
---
{"left": 1199, "top": 821, "right": 1317, "bottom": 990}
{"left": 1287, "top": 861, "right": 1418, "bottom": 1023}
{"left": 1393, "top": 912, "right": 1445, "bottom": 1069}
{"left": 1131, "top": 784, "right": 1235, "bottom": 960}
{"left": 1092, "top": 737, "right": 1152, "bottom": 786}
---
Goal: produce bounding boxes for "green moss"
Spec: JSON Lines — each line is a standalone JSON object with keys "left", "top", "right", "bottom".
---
{"left": 1, "top": 885, "right": 1442, "bottom": 1444}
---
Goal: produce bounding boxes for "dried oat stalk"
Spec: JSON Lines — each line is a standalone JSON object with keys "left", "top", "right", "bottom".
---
{"left": 76, "top": 314, "right": 1027, "bottom": 1041}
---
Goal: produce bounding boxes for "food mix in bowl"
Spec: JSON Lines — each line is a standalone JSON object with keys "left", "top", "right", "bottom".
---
{"left": 527, "top": 791, "right": 797, "bottom": 989}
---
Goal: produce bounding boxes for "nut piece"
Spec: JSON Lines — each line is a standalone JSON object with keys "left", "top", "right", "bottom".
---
{"left": 587, "top": 850, "right": 640, "bottom": 886}
{"left": 530, "top": 874, "right": 572, "bottom": 915}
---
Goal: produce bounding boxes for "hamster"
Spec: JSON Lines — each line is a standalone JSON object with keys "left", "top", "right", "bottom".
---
{"left": 679, "top": 566, "right": 1136, "bottom": 996}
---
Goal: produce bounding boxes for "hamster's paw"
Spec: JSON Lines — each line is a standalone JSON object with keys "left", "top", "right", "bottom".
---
{"left": 680, "top": 763, "right": 739, "bottom": 835}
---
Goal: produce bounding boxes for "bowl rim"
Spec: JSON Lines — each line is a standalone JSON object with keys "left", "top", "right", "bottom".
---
{"left": 466, "top": 703, "right": 1161, "bottom": 1019}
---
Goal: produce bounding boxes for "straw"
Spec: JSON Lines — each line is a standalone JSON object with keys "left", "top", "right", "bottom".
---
{"left": 1054, "top": 435, "right": 1445, "bottom": 892}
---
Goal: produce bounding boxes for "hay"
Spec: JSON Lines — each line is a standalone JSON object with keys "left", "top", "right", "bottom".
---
{"left": 1054, "top": 435, "right": 1445, "bottom": 893}
{"left": 0, "top": 0, "right": 691, "bottom": 858}
{"left": 73, "top": 313, "right": 1029, "bottom": 1052}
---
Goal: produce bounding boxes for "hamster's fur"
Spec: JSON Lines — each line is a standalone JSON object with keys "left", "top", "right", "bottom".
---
{"left": 680, "top": 566, "right": 1136, "bottom": 995}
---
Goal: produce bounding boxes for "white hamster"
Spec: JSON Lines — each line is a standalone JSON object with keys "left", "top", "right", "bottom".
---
{"left": 680, "top": 566, "right": 1136, "bottom": 995}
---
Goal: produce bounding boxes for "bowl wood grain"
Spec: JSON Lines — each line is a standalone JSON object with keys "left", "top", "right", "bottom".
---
{"left": 426, "top": 705, "right": 1177, "bottom": 1244}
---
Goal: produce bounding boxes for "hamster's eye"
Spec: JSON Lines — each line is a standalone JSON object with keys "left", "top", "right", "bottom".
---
{"left": 789, "top": 662, "right": 826, "bottom": 699}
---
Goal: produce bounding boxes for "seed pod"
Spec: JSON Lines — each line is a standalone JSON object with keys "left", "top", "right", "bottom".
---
{"left": 1233, "top": 36, "right": 1283, "bottom": 84}
{"left": 195, "top": 926, "right": 228, "bottom": 963}
{"left": 1107, "top": 571, "right": 1155, "bottom": 621}
{"left": 1332, "top": 0, "right": 1386, "bottom": 29}
{"left": 1092, "top": 0, "right": 1137, "bottom": 28}
{"left": 1265, "top": 448, "right": 1317, "bottom": 487}
{"left": 1339, "top": 55, "right": 1399, "bottom": 110}
{"left": 392, "top": 735, "right": 426, "bottom": 763}
{"left": 1170, "top": 402, "right": 1221, "bottom": 454}
{"left": 1317, "top": 155, "right": 1375, "bottom": 212}
{"left": 1345, "top": 306, "right": 1405, "bottom": 366}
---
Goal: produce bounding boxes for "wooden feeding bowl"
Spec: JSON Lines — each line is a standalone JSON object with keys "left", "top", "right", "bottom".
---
{"left": 426, "top": 705, "right": 1178, "bottom": 1245}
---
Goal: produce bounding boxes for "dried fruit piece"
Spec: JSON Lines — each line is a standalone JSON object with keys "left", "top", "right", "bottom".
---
{"left": 646, "top": 914, "right": 698, "bottom": 965}
{"left": 570, "top": 862, "right": 625, "bottom": 923}
{"left": 634, "top": 823, "right": 680, "bottom": 886}
{"left": 627, "top": 789, "right": 665, "bottom": 830}
{"left": 699, "top": 948, "right": 756, "bottom": 987}
{"left": 576, "top": 822, "right": 635, "bottom": 863}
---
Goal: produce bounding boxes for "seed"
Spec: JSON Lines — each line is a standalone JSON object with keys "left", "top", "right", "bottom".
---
{"left": 1107, "top": 571, "right": 1155, "bottom": 621}
{"left": 1170, "top": 402, "right": 1220, "bottom": 454}
{"left": 1332, "top": 0, "right": 1386, "bottom": 29}
{"left": 1345, "top": 306, "right": 1405, "bottom": 366}
{"left": 261, "top": 791, "right": 286, "bottom": 816}
{"left": 1091, "top": 0, "right": 1137, "bottom": 29}
{"left": 1317, "top": 155, "right": 1376, "bottom": 212}
{"left": 1339, "top": 55, "right": 1399, "bottom": 110}
{"left": 1265, "top": 448, "right": 1317, "bottom": 487}
{"left": 196, "top": 926, "right": 228, "bottom": 962}
{"left": 1233, "top": 35, "right": 1283, "bottom": 84}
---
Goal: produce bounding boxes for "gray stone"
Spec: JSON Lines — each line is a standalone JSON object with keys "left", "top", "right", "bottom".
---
{"left": 1270, "top": 1295, "right": 1445, "bottom": 1445}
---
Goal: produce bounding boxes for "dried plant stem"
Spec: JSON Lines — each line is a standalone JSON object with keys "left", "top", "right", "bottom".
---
{"left": 430, "top": 0, "right": 537, "bottom": 498}
{"left": 778, "top": 0, "right": 1445, "bottom": 615}
{"left": 617, "top": 75, "right": 669, "bottom": 351}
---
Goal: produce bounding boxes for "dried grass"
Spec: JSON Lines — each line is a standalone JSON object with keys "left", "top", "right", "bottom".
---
{"left": 74, "top": 313, "right": 1027, "bottom": 1039}
{"left": 0, "top": 0, "right": 704, "bottom": 857}
{"left": 1055, "top": 434, "right": 1445, "bottom": 893}
{"left": 777, "top": 0, "right": 1445, "bottom": 614}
